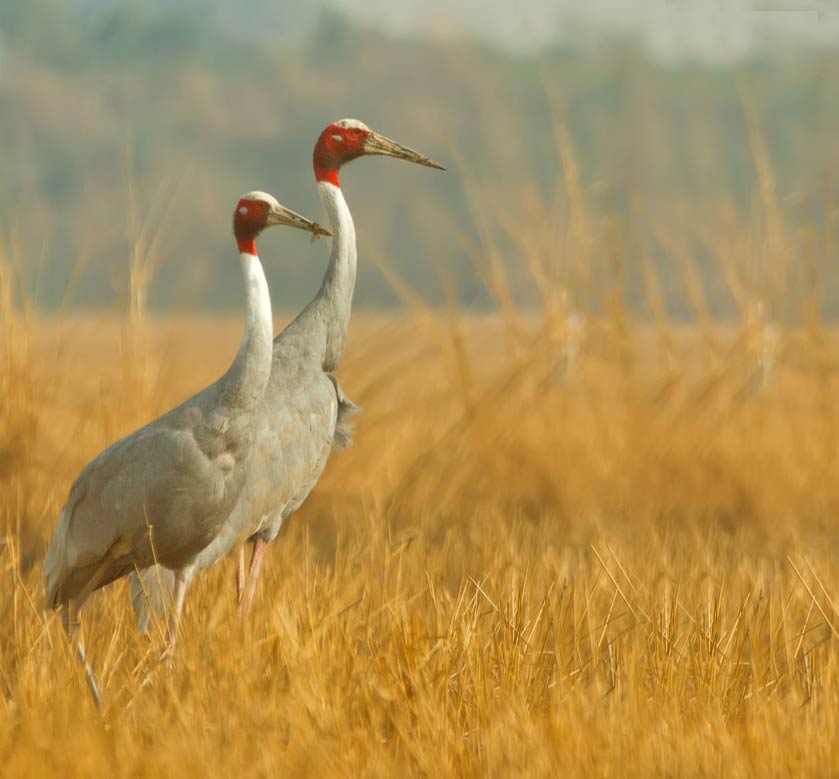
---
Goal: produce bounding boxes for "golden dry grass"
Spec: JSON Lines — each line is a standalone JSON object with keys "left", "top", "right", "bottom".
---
{"left": 3, "top": 296, "right": 839, "bottom": 777}
{"left": 3, "top": 108, "right": 839, "bottom": 775}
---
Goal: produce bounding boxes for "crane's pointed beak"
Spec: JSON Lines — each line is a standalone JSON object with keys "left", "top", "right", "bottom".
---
{"left": 267, "top": 203, "right": 331, "bottom": 237}
{"left": 363, "top": 131, "right": 446, "bottom": 170}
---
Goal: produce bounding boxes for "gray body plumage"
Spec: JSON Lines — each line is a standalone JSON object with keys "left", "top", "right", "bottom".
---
{"left": 46, "top": 250, "right": 275, "bottom": 611}
{"left": 131, "top": 181, "right": 360, "bottom": 629}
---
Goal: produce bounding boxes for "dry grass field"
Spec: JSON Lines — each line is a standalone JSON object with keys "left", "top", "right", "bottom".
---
{"left": 3, "top": 140, "right": 839, "bottom": 776}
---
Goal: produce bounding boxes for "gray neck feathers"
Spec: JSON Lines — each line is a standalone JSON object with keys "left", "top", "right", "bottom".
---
{"left": 312, "top": 181, "right": 357, "bottom": 372}
{"left": 223, "top": 252, "right": 273, "bottom": 410}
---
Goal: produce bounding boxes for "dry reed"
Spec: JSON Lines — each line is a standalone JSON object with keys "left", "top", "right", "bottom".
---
{"left": 2, "top": 113, "right": 839, "bottom": 778}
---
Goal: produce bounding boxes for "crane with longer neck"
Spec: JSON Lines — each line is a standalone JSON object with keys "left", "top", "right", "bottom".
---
{"left": 130, "top": 120, "right": 444, "bottom": 630}
{"left": 45, "top": 191, "right": 329, "bottom": 703}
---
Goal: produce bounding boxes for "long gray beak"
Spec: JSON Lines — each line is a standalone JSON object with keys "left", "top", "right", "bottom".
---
{"left": 363, "top": 131, "right": 445, "bottom": 170}
{"left": 267, "top": 203, "right": 331, "bottom": 236}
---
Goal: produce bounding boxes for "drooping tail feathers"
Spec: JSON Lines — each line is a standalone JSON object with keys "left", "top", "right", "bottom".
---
{"left": 330, "top": 376, "right": 362, "bottom": 451}
{"left": 44, "top": 507, "right": 70, "bottom": 610}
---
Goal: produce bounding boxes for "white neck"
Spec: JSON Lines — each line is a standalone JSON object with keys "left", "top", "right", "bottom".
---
{"left": 314, "top": 181, "right": 357, "bottom": 372}
{"left": 224, "top": 251, "right": 273, "bottom": 409}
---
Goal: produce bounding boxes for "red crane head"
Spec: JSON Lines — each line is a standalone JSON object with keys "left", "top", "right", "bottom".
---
{"left": 233, "top": 191, "right": 331, "bottom": 254}
{"left": 313, "top": 118, "right": 445, "bottom": 187}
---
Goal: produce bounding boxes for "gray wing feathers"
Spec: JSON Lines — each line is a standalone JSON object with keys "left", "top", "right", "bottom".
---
{"left": 44, "top": 507, "right": 76, "bottom": 609}
{"left": 126, "top": 368, "right": 360, "bottom": 628}
{"left": 44, "top": 435, "right": 143, "bottom": 608}
{"left": 248, "top": 371, "right": 339, "bottom": 542}
{"left": 45, "top": 396, "right": 250, "bottom": 609}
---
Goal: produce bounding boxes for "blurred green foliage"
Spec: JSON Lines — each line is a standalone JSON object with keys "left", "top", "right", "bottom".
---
{"left": 0, "top": 3, "right": 837, "bottom": 315}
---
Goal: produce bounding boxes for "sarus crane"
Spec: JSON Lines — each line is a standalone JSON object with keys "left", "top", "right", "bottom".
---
{"left": 44, "top": 191, "right": 329, "bottom": 703}
{"left": 131, "top": 119, "right": 443, "bottom": 630}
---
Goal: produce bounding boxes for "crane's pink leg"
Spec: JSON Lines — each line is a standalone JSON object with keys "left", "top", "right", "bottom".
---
{"left": 236, "top": 545, "right": 246, "bottom": 607}
{"left": 166, "top": 571, "right": 190, "bottom": 652}
{"left": 239, "top": 538, "right": 267, "bottom": 619}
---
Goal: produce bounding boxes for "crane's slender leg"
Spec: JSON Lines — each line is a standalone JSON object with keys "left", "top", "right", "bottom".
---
{"left": 60, "top": 557, "right": 111, "bottom": 708}
{"left": 236, "top": 545, "right": 246, "bottom": 608}
{"left": 239, "top": 538, "right": 267, "bottom": 619}
{"left": 61, "top": 601, "right": 101, "bottom": 707}
{"left": 74, "top": 632, "right": 102, "bottom": 709}
{"left": 165, "top": 571, "right": 190, "bottom": 652}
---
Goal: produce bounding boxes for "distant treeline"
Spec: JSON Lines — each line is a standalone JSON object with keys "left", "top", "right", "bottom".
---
{"left": 1, "top": 1, "right": 837, "bottom": 317}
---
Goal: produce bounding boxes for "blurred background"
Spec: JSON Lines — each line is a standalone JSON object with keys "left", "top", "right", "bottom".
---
{"left": 1, "top": 0, "right": 837, "bottom": 319}
{"left": 5, "top": 7, "right": 839, "bottom": 768}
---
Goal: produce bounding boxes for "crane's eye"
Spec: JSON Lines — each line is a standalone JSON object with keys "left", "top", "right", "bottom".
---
{"left": 331, "top": 134, "right": 343, "bottom": 142}
{"left": 239, "top": 206, "right": 249, "bottom": 216}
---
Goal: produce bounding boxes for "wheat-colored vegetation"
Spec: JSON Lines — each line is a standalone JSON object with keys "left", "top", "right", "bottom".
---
{"left": 3, "top": 113, "right": 839, "bottom": 777}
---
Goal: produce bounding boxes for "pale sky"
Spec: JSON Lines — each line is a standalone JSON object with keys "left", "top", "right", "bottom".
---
{"left": 331, "top": 0, "right": 839, "bottom": 61}
{"left": 77, "top": 0, "right": 839, "bottom": 62}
